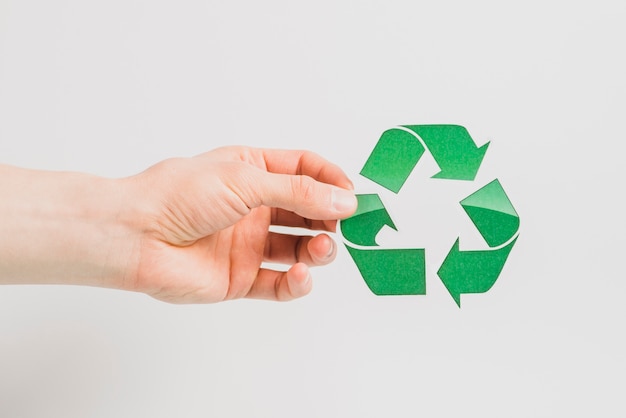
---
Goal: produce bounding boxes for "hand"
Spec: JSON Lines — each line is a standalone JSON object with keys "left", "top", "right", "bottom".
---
{"left": 121, "top": 147, "right": 357, "bottom": 303}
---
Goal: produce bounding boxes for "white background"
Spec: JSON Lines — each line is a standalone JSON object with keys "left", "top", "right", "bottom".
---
{"left": 1, "top": 1, "right": 625, "bottom": 416}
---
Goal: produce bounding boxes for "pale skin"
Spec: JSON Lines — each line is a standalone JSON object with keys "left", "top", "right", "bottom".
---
{"left": 0, "top": 147, "right": 357, "bottom": 303}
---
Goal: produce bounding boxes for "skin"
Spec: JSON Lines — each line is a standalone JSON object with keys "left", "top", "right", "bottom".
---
{"left": 0, "top": 146, "right": 357, "bottom": 303}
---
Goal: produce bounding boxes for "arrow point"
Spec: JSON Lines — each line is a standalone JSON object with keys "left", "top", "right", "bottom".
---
{"left": 466, "top": 140, "right": 490, "bottom": 180}
{"left": 385, "top": 214, "right": 398, "bottom": 231}
{"left": 438, "top": 238, "right": 463, "bottom": 305}
{"left": 475, "top": 141, "right": 491, "bottom": 168}
{"left": 430, "top": 170, "right": 446, "bottom": 180}
{"left": 429, "top": 140, "right": 490, "bottom": 181}
{"left": 477, "top": 140, "right": 490, "bottom": 161}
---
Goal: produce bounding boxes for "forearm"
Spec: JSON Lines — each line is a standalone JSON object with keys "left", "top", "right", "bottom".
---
{"left": 0, "top": 164, "right": 139, "bottom": 289}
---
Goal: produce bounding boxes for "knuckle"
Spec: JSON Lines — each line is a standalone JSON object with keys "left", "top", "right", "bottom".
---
{"left": 232, "top": 164, "right": 262, "bottom": 207}
{"left": 275, "top": 273, "right": 290, "bottom": 302}
{"left": 291, "top": 175, "right": 317, "bottom": 205}
{"left": 152, "top": 157, "right": 185, "bottom": 176}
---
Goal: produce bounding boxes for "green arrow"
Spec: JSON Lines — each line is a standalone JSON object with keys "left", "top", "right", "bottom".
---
{"left": 438, "top": 179, "right": 519, "bottom": 307}
{"left": 403, "top": 125, "right": 489, "bottom": 181}
{"left": 347, "top": 126, "right": 517, "bottom": 304}
{"left": 438, "top": 237, "right": 517, "bottom": 307}
{"left": 340, "top": 194, "right": 396, "bottom": 247}
{"left": 345, "top": 245, "right": 426, "bottom": 295}
{"left": 340, "top": 194, "right": 425, "bottom": 295}
{"left": 461, "top": 179, "right": 520, "bottom": 247}
{"left": 360, "top": 128, "right": 426, "bottom": 193}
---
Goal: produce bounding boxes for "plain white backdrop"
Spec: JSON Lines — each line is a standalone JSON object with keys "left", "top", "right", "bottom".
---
{"left": 1, "top": 1, "right": 625, "bottom": 416}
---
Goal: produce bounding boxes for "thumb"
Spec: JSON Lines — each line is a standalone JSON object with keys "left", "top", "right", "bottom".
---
{"left": 246, "top": 170, "right": 358, "bottom": 220}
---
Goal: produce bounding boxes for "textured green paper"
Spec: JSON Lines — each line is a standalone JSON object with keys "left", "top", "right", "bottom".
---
{"left": 340, "top": 194, "right": 425, "bottom": 295}
{"left": 440, "top": 179, "right": 520, "bottom": 306}
{"left": 438, "top": 237, "right": 517, "bottom": 307}
{"left": 340, "top": 194, "right": 396, "bottom": 247}
{"left": 403, "top": 125, "right": 490, "bottom": 181}
{"left": 346, "top": 245, "right": 426, "bottom": 295}
{"left": 341, "top": 125, "right": 519, "bottom": 307}
{"left": 360, "top": 129, "right": 425, "bottom": 193}
{"left": 460, "top": 179, "right": 519, "bottom": 248}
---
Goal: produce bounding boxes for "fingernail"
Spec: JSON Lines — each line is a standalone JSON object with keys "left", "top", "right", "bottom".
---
{"left": 332, "top": 189, "right": 357, "bottom": 213}
{"left": 325, "top": 239, "right": 335, "bottom": 259}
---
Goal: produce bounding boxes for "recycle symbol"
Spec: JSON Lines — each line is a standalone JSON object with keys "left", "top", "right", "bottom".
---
{"left": 339, "top": 125, "right": 520, "bottom": 307}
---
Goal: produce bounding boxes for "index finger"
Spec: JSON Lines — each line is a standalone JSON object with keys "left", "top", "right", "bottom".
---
{"left": 260, "top": 149, "right": 354, "bottom": 190}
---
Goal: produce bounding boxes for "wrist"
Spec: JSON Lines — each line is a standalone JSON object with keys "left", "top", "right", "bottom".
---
{"left": 0, "top": 166, "right": 142, "bottom": 290}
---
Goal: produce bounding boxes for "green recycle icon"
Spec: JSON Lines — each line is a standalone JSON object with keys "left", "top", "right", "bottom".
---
{"left": 340, "top": 125, "right": 520, "bottom": 307}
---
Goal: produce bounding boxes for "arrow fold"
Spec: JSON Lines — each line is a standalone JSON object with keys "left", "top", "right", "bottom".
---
{"left": 461, "top": 179, "right": 520, "bottom": 247}
{"left": 340, "top": 194, "right": 396, "bottom": 247}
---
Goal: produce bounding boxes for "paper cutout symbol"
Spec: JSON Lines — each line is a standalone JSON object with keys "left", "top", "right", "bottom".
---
{"left": 340, "top": 125, "right": 519, "bottom": 307}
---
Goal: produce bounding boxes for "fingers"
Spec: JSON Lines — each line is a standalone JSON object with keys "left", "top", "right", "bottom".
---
{"left": 246, "top": 233, "right": 336, "bottom": 301}
{"left": 246, "top": 263, "right": 313, "bottom": 301}
{"left": 248, "top": 169, "right": 357, "bottom": 221}
{"left": 264, "top": 232, "right": 337, "bottom": 266}
{"left": 244, "top": 233, "right": 335, "bottom": 301}
{"left": 203, "top": 147, "right": 354, "bottom": 190}
{"left": 258, "top": 150, "right": 356, "bottom": 220}
{"left": 270, "top": 208, "right": 337, "bottom": 232}
{"left": 260, "top": 149, "right": 355, "bottom": 191}
{"left": 197, "top": 147, "right": 357, "bottom": 221}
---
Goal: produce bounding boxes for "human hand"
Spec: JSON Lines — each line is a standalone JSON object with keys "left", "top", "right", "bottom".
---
{"left": 120, "top": 147, "right": 357, "bottom": 303}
